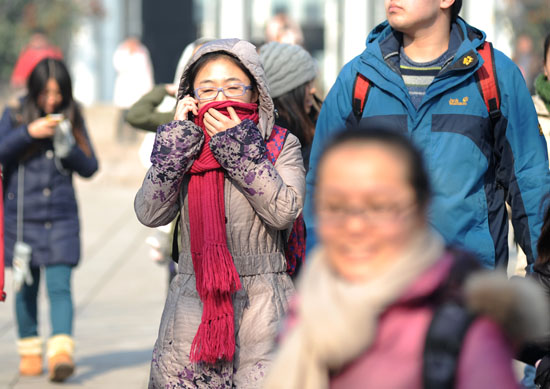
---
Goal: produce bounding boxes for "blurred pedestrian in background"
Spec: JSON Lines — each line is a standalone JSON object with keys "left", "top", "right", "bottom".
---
{"left": 10, "top": 29, "right": 63, "bottom": 92}
{"left": 265, "top": 128, "right": 548, "bottom": 389}
{"left": 264, "top": 11, "right": 304, "bottom": 46}
{"left": 112, "top": 36, "right": 154, "bottom": 142}
{"left": 514, "top": 33, "right": 538, "bottom": 94}
{"left": 134, "top": 38, "right": 304, "bottom": 387}
{"left": 259, "top": 41, "right": 320, "bottom": 173}
{"left": 0, "top": 58, "right": 98, "bottom": 382}
{"left": 126, "top": 37, "right": 213, "bottom": 285}
{"left": 259, "top": 41, "right": 320, "bottom": 279}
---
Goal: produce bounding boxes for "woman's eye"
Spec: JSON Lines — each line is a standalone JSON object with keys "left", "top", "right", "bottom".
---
{"left": 325, "top": 203, "right": 345, "bottom": 214}
{"left": 369, "top": 203, "right": 393, "bottom": 213}
{"left": 201, "top": 88, "right": 216, "bottom": 94}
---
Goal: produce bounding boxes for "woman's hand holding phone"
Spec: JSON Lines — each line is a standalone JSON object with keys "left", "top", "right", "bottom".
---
{"left": 175, "top": 95, "right": 198, "bottom": 121}
{"left": 27, "top": 115, "right": 62, "bottom": 139}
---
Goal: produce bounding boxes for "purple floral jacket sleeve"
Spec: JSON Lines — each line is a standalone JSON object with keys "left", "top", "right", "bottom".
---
{"left": 209, "top": 119, "right": 305, "bottom": 230}
{"left": 135, "top": 120, "right": 204, "bottom": 227}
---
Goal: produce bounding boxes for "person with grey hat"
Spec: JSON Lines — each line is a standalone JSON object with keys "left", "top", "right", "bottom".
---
{"left": 260, "top": 41, "right": 321, "bottom": 172}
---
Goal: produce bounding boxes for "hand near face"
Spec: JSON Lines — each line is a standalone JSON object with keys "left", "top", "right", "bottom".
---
{"left": 174, "top": 95, "right": 199, "bottom": 121}
{"left": 203, "top": 106, "right": 241, "bottom": 137}
{"left": 27, "top": 117, "right": 58, "bottom": 139}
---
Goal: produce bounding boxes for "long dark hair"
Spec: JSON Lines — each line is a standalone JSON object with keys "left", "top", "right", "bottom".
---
{"left": 18, "top": 58, "right": 91, "bottom": 157}
{"left": 273, "top": 80, "right": 319, "bottom": 148}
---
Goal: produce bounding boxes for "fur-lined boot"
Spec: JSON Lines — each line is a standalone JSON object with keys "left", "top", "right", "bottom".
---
{"left": 17, "top": 337, "right": 43, "bottom": 376}
{"left": 47, "top": 334, "right": 75, "bottom": 382}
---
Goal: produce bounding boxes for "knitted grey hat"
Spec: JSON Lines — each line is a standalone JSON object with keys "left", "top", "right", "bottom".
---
{"left": 259, "top": 41, "right": 318, "bottom": 98}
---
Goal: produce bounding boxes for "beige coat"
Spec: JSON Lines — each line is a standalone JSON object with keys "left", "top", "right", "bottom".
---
{"left": 135, "top": 39, "right": 305, "bottom": 388}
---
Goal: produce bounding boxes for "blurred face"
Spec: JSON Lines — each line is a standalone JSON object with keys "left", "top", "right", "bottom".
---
{"left": 316, "top": 143, "right": 425, "bottom": 282}
{"left": 37, "top": 78, "right": 62, "bottom": 114}
{"left": 304, "top": 79, "right": 317, "bottom": 114}
{"left": 193, "top": 57, "right": 258, "bottom": 110}
{"left": 385, "top": 0, "right": 452, "bottom": 35}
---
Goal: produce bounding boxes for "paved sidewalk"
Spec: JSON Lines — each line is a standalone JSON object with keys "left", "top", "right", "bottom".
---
{"left": 0, "top": 105, "right": 167, "bottom": 388}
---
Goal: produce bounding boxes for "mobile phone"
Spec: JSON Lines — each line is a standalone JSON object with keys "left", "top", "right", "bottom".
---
{"left": 47, "top": 114, "right": 64, "bottom": 122}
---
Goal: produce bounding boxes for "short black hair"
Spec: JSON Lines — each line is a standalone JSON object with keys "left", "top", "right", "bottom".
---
{"left": 451, "top": 0, "right": 463, "bottom": 22}
{"left": 317, "top": 126, "right": 431, "bottom": 210}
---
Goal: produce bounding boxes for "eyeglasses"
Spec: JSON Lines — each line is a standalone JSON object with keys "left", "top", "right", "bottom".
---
{"left": 317, "top": 201, "right": 416, "bottom": 226}
{"left": 193, "top": 83, "right": 253, "bottom": 102}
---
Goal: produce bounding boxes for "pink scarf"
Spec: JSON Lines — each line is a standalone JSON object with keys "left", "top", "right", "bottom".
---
{"left": 188, "top": 100, "right": 259, "bottom": 363}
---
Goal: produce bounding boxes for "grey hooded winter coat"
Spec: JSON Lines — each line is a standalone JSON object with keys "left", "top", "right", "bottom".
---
{"left": 134, "top": 39, "right": 305, "bottom": 388}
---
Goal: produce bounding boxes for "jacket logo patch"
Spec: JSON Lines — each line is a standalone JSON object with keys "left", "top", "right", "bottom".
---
{"left": 463, "top": 56, "right": 474, "bottom": 66}
{"left": 449, "top": 96, "right": 469, "bottom": 106}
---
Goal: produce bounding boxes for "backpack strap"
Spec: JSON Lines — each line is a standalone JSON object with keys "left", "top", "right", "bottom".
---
{"left": 265, "top": 125, "right": 289, "bottom": 165}
{"left": 422, "top": 302, "right": 476, "bottom": 389}
{"left": 422, "top": 249, "right": 481, "bottom": 389}
{"left": 474, "top": 42, "right": 501, "bottom": 124}
{"left": 352, "top": 73, "right": 372, "bottom": 123}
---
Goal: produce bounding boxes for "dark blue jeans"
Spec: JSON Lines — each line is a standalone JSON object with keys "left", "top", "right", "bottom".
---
{"left": 15, "top": 264, "right": 73, "bottom": 338}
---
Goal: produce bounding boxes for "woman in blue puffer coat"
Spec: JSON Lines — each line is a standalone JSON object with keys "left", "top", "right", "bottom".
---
{"left": 0, "top": 57, "right": 98, "bottom": 382}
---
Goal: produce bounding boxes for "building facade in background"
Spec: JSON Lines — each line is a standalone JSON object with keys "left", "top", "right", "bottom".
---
{"left": 69, "top": 0, "right": 509, "bottom": 105}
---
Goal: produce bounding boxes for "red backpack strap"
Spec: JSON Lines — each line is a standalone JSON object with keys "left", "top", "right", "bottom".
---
{"left": 265, "top": 125, "right": 289, "bottom": 164}
{"left": 352, "top": 73, "right": 372, "bottom": 123}
{"left": 474, "top": 42, "right": 501, "bottom": 124}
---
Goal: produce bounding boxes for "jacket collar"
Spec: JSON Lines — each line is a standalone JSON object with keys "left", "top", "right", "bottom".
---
{"left": 361, "top": 17, "right": 487, "bottom": 75}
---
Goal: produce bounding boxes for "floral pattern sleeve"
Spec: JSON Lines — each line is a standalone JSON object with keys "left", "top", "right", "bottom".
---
{"left": 209, "top": 119, "right": 305, "bottom": 230}
{"left": 135, "top": 120, "right": 204, "bottom": 227}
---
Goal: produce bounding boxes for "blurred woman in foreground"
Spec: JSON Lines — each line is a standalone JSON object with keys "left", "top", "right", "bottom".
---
{"left": 264, "top": 127, "right": 548, "bottom": 389}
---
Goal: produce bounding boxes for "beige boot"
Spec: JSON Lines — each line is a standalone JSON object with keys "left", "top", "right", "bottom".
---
{"left": 17, "top": 337, "right": 43, "bottom": 376}
{"left": 47, "top": 335, "right": 75, "bottom": 382}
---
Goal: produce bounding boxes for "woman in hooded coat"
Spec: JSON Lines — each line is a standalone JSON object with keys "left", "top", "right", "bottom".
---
{"left": 134, "top": 39, "right": 305, "bottom": 388}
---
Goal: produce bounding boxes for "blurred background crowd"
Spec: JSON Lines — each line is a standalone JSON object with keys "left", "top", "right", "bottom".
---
{"left": 0, "top": 0, "right": 548, "bottom": 105}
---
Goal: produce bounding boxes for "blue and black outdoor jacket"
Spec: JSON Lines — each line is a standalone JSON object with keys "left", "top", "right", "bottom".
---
{"left": 305, "top": 18, "right": 550, "bottom": 269}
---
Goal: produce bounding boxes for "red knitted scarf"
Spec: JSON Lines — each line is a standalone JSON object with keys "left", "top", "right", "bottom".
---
{"left": 188, "top": 100, "right": 259, "bottom": 363}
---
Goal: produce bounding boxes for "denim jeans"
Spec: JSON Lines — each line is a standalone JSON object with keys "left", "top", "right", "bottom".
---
{"left": 15, "top": 264, "right": 73, "bottom": 338}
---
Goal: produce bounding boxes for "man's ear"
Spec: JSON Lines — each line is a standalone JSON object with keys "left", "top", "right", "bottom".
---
{"left": 440, "top": 0, "right": 455, "bottom": 11}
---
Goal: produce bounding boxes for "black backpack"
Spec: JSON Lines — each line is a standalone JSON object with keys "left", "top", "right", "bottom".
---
{"left": 422, "top": 249, "right": 482, "bottom": 389}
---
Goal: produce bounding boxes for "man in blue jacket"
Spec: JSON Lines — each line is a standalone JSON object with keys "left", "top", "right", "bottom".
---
{"left": 305, "top": 0, "right": 550, "bottom": 270}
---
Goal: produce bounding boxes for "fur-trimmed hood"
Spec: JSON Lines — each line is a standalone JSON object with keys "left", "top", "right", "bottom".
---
{"left": 177, "top": 38, "right": 275, "bottom": 140}
{"left": 464, "top": 271, "right": 550, "bottom": 343}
